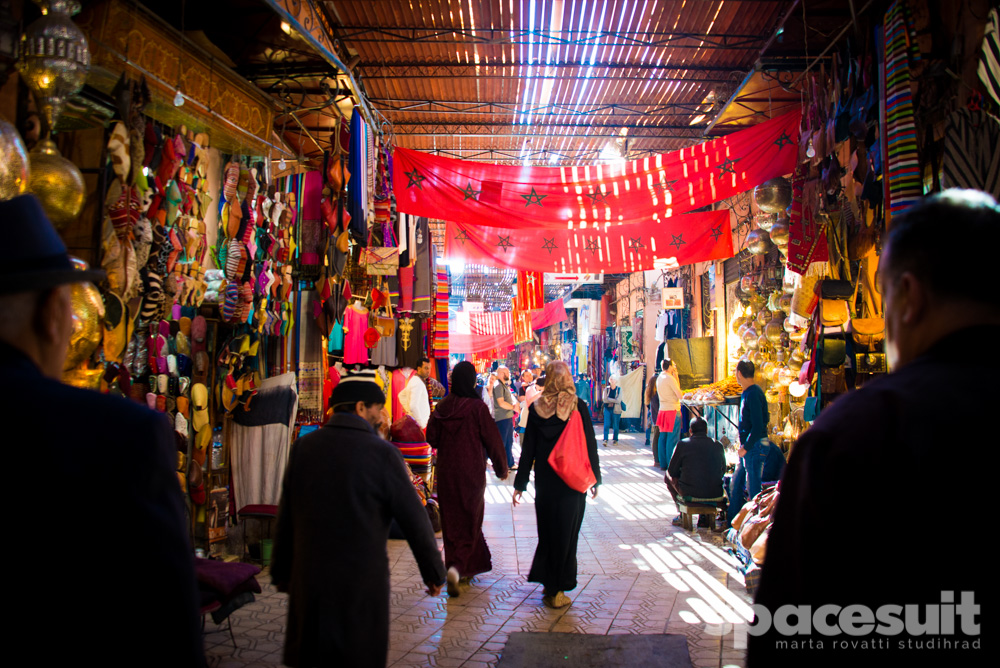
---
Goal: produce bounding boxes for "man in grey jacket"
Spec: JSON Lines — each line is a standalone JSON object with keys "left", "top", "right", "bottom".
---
{"left": 272, "top": 376, "right": 446, "bottom": 667}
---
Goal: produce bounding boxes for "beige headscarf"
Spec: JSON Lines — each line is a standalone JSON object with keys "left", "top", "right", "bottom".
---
{"left": 532, "top": 361, "right": 577, "bottom": 421}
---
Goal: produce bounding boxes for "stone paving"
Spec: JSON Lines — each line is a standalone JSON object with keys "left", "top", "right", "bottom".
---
{"left": 205, "top": 430, "right": 751, "bottom": 667}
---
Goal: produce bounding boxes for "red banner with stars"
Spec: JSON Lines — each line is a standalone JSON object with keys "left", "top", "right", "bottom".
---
{"left": 445, "top": 210, "right": 732, "bottom": 273}
{"left": 393, "top": 110, "right": 800, "bottom": 228}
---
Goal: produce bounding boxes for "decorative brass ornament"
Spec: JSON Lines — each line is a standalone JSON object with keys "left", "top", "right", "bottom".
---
{"left": 63, "top": 257, "right": 104, "bottom": 372}
{"left": 747, "top": 228, "right": 772, "bottom": 255}
{"left": 777, "top": 366, "right": 796, "bottom": 386}
{"left": 17, "top": 0, "right": 90, "bottom": 134}
{"left": 755, "top": 308, "right": 770, "bottom": 329}
{"left": 742, "top": 326, "right": 759, "bottom": 350}
{"left": 785, "top": 317, "right": 806, "bottom": 342}
{"left": 778, "top": 293, "right": 793, "bottom": 312}
{"left": 753, "top": 177, "right": 793, "bottom": 213}
{"left": 770, "top": 215, "right": 790, "bottom": 246}
{"left": 755, "top": 212, "right": 776, "bottom": 232}
{"left": 731, "top": 315, "right": 748, "bottom": 336}
{"left": 0, "top": 114, "right": 30, "bottom": 201}
{"left": 28, "top": 137, "right": 85, "bottom": 229}
{"left": 788, "top": 348, "right": 804, "bottom": 372}
{"left": 765, "top": 311, "right": 785, "bottom": 345}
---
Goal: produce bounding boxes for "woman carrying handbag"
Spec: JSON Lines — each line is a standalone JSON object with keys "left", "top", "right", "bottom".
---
{"left": 513, "top": 362, "right": 601, "bottom": 610}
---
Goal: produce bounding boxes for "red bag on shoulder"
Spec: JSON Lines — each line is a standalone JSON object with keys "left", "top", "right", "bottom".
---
{"left": 547, "top": 410, "right": 597, "bottom": 493}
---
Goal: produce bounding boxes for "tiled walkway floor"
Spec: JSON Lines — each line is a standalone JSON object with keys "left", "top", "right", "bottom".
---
{"left": 206, "top": 430, "right": 751, "bottom": 667}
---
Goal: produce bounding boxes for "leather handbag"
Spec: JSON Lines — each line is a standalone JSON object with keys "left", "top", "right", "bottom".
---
{"left": 362, "top": 221, "right": 399, "bottom": 276}
{"left": 820, "top": 337, "right": 847, "bottom": 367}
{"left": 820, "top": 299, "right": 850, "bottom": 327}
{"left": 850, "top": 318, "right": 885, "bottom": 351}
{"left": 820, "top": 279, "right": 854, "bottom": 300}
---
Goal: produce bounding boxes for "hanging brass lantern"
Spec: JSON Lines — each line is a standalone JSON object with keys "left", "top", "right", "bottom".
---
{"left": 28, "top": 136, "right": 85, "bottom": 229}
{"left": 731, "top": 315, "right": 748, "bottom": 336}
{"left": 17, "top": 0, "right": 90, "bottom": 134}
{"left": 755, "top": 212, "right": 776, "bottom": 232}
{"left": 62, "top": 257, "right": 104, "bottom": 372}
{"left": 755, "top": 308, "right": 770, "bottom": 329}
{"left": 770, "top": 213, "right": 790, "bottom": 246}
{"left": 777, "top": 366, "right": 796, "bottom": 386}
{"left": 778, "top": 292, "right": 793, "bottom": 312}
{"left": 742, "top": 326, "right": 759, "bottom": 350}
{"left": 740, "top": 275, "right": 756, "bottom": 293}
{"left": 751, "top": 350, "right": 765, "bottom": 368}
{"left": 747, "top": 228, "right": 772, "bottom": 255}
{"left": 765, "top": 311, "right": 785, "bottom": 345}
{"left": 0, "top": 114, "right": 30, "bottom": 200}
{"left": 753, "top": 177, "right": 793, "bottom": 213}
{"left": 756, "top": 333, "right": 770, "bottom": 353}
{"left": 788, "top": 348, "right": 804, "bottom": 372}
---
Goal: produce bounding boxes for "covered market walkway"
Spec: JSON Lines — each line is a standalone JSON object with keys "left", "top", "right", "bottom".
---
{"left": 204, "top": 429, "right": 750, "bottom": 668}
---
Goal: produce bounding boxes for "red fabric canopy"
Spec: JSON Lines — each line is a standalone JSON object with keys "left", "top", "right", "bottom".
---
{"left": 446, "top": 210, "right": 732, "bottom": 273}
{"left": 393, "top": 110, "right": 800, "bottom": 228}
{"left": 450, "top": 299, "right": 568, "bottom": 354}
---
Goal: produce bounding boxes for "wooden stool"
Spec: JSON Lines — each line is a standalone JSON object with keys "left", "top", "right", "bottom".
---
{"left": 677, "top": 501, "right": 723, "bottom": 532}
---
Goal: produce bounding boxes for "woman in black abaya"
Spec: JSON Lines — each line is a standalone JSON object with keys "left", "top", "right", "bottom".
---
{"left": 427, "top": 361, "right": 509, "bottom": 597}
{"left": 512, "top": 361, "right": 601, "bottom": 609}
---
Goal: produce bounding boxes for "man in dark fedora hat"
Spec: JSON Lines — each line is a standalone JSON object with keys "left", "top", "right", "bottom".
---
{"left": 0, "top": 195, "right": 205, "bottom": 667}
{"left": 271, "top": 371, "right": 446, "bottom": 668}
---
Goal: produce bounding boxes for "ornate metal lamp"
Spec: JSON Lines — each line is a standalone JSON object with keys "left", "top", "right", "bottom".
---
{"left": 17, "top": 0, "right": 90, "bottom": 228}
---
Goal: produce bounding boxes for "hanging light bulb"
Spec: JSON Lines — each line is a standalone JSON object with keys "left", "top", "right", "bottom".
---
{"left": 278, "top": 156, "right": 287, "bottom": 170}
{"left": 805, "top": 137, "right": 816, "bottom": 158}
{"left": 173, "top": 89, "right": 184, "bottom": 107}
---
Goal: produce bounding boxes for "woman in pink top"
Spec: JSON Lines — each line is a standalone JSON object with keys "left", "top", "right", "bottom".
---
{"left": 655, "top": 359, "right": 683, "bottom": 470}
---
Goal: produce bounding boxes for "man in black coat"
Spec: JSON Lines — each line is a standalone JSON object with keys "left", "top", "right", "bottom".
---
{"left": 0, "top": 195, "right": 205, "bottom": 667}
{"left": 750, "top": 190, "right": 995, "bottom": 665}
{"left": 271, "top": 375, "right": 446, "bottom": 667}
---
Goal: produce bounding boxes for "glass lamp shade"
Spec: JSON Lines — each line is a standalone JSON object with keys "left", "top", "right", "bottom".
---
{"left": 17, "top": 0, "right": 90, "bottom": 132}
{"left": 0, "top": 114, "right": 30, "bottom": 200}
{"left": 28, "top": 136, "right": 85, "bottom": 229}
{"left": 742, "top": 327, "right": 759, "bottom": 350}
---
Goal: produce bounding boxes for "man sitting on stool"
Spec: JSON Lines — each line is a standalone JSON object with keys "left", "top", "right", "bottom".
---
{"left": 665, "top": 417, "right": 727, "bottom": 528}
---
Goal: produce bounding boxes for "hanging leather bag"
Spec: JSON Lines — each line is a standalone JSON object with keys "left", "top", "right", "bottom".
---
{"left": 849, "top": 263, "right": 885, "bottom": 352}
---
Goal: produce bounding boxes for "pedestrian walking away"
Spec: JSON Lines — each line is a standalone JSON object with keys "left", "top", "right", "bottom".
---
{"left": 513, "top": 361, "right": 601, "bottom": 610}
{"left": 271, "top": 376, "right": 446, "bottom": 667}
{"left": 427, "top": 361, "right": 509, "bottom": 598}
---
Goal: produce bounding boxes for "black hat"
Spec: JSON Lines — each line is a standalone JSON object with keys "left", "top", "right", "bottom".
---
{"left": 0, "top": 195, "right": 105, "bottom": 295}
{"left": 330, "top": 369, "right": 386, "bottom": 409}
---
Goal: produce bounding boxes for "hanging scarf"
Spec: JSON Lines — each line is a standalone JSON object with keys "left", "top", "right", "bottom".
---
{"left": 533, "top": 361, "right": 577, "bottom": 421}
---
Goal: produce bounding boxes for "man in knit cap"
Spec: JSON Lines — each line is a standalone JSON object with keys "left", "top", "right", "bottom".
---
{"left": 271, "top": 371, "right": 446, "bottom": 667}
